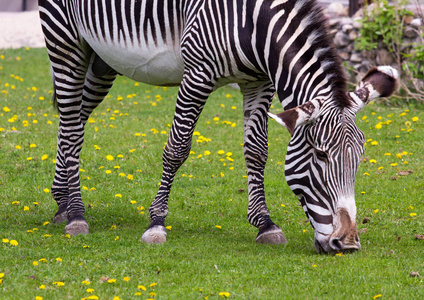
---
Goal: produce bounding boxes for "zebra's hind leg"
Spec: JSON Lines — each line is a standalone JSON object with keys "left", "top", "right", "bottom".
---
{"left": 141, "top": 71, "right": 213, "bottom": 244}
{"left": 240, "top": 82, "right": 287, "bottom": 245}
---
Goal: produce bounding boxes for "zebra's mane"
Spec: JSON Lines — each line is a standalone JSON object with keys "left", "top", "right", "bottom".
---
{"left": 267, "top": 0, "right": 350, "bottom": 109}
{"left": 302, "top": 0, "right": 350, "bottom": 108}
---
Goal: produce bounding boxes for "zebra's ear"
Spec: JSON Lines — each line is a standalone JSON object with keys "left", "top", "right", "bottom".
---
{"left": 268, "top": 98, "right": 323, "bottom": 136}
{"left": 349, "top": 66, "right": 399, "bottom": 112}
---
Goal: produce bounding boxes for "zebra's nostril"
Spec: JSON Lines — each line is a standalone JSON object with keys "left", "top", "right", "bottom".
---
{"left": 329, "top": 236, "right": 361, "bottom": 252}
{"left": 329, "top": 237, "right": 342, "bottom": 251}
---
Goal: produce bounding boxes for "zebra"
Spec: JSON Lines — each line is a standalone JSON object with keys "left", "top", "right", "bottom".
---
{"left": 38, "top": 0, "right": 398, "bottom": 253}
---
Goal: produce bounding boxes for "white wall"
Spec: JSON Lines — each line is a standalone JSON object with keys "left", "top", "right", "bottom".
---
{"left": 0, "top": 0, "right": 38, "bottom": 12}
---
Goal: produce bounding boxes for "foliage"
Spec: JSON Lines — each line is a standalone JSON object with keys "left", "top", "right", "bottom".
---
{"left": 1, "top": 48, "right": 424, "bottom": 299}
{"left": 356, "top": 0, "right": 413, "bottom": 53}
{"left": 356, "top": 0, "right": 424, "bottom": 102}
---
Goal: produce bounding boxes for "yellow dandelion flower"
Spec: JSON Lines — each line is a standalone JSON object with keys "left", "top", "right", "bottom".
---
{"left": 43, "top": 222, "right": 49, "bottom": 226}
{"left": 56, "top": 257, "right": 63, "bottom": 262}
{"left": 215, "top": 225, "right": 222, "bottom": 229}
{"left": 412, "top": 117, "right": 419, "bottom": 122}
{"left": 410, "top": 213, "right": 417, "bottom": 217}
{"left": 219, "top": 292, "right": 231, "bottom": 298}
{"left": 30, "top": 143, "right": 36, "bottom": 148}
{"left": 105, "top": 170, "right": 112, "bottom": 174}
{"left": 166, "top": 226, "right": 172, "bottom": 230}
{"left": 106, "top": 155, "right": 114, "bottom": 161}
{"left": 24, "top": 206, "right": 29, "bottom": 211}
{"left": 373, "top": 295, "right": 382, "bottom": 300}
{"left": 39, "top": 285, "right": 46, "bottom": 289}
{"left": 149, "top": 282, "right": 157, "bottom": 287}
{"left": 33, "top": 261, "right": 38, "bottom": 266}
{"left": 2, "top": 239, "right": 9, "bottom": 243}
{"left": 137, "top": 285, "right": 147, "bottom": 291}
{"left": 375, "top": 123, "right": 382, "bottom": 129}
{"left": 10, "top": 240, "right": 18, "bottom": 246}
{"left": 123, "top": 277, "right": 130, "bottom": 282}
{"left": 81, "top": 280, "right": 91, "bottom": 285}
{"left": 371, "top": 141, "right": 378, "bottom": 146}
{"left": 115, "top": 194, "right": 122, "bottom": 198}
{"left": 369, "top": 159, "right": 377, "bottom": 164}
{"left": 107, "top": 278, "right": 117, "bottom": 283}
{"left": 35, "top": 297, "right": 43, "bottom": 300}
{"left": 374, "top": 209, "right": 379, "bottom": 214}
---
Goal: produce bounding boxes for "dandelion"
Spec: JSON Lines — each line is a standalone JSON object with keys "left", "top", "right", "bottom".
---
{"left": 369, "top": 159, "right": 377, "bottom": 164}
{"left": 43, "top": 221, "right": 49, "bottom": 226}
{"left": 81, "top": 280, "right": 91, "bottom": 285}
{"left": 56, "top": 257, "right": 63, "bottom": 262}
{"left": 43, "top": 188, "right": 50, "bottom": 193}
{"left": 166, "top": 226, "right": 172, "bottom": 230}
{"left": 123, "top": 277, "right": 130, "bottom": 282}
{"left": 33, "top": 261, "right": 39, "bottom": 266}
{"left": 371, "top": 141, "right": 378, "bottom": 146}
{"left": 217, "top": 150, "right": 225, "bottom": 155}
{"left": 412, "top": 117, "right": 419, "bottom": 122}
{"left": 410, "top": 213, "right": 417, "bottom": 217}
{"left": 137, "top": 285, "right": 147, "bottom": 291}
{"left": 24, "top": 206, "right": 29, "bottom": 211}
{"left": 115, "top": 194, "right": 122, "bottom": 198}
{"left": 39, "top": 285, "right": 46, "bottom": 289}
{"left": 374, "top": 209, "right": 379, "bottom": 214}
{"left": 107, "top": 278, "right": 117, "bottom": 283}
{"left": 375, "top": 123, "right": 382, "bottom": 129}
{"left": 373, "top": 295, "right": 382, "bottom": 300}
{"left": 219, "top": 292, "right": 231, "bottom": 298}
{"left": 106, "top": 155, "right": 114, "bottom": 161}
{"left": 35, "top": 297, "right": 43, "bottom": 300}
{"left": 10, "top": 240, "right": 18, "bottom": 246}
{"left": 105, "top": 170, "right": 112, "bottom": 174}
{"left": 149, "top": 282, "right": 158, "bottom": 287}
{"left": 215, "top": 225, "right": 222, "bottom": 229}
{"left": 30, "top": 143, "right": 37, "bottom": 148}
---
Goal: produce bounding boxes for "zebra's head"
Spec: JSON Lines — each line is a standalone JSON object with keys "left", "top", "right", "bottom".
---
{"left": 269, "top": 66, "right": 398, "bottom": 253}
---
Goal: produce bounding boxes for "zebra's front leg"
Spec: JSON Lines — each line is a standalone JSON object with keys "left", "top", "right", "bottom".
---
{"left": 240, "top": 82, "right": 287, "bottom": 245}
{"left": 141, "top": 73, "right": 213, "bottom": 244}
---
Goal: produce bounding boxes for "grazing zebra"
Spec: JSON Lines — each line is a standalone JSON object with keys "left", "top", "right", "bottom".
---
{"left": 39, "top": 0, "right": 398, "bottom": 253}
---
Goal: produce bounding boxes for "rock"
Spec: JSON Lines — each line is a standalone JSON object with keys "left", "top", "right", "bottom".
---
{"left": 338, "top": 51, "right": 350, "bottom": 61}
{"left": 350, "top": 53, "right": 363, "bottom": 63}
{"left": 327, "top": 3, "right": 348, "bottom": 17}
{"left": 410, "top": 18, "right": 422, "bottom": 28}
{"left": 342, "top": 24, "right": 353, "bottom": 33}
{"left": 333, "top": 31, "right": 350, "bottom": 48}
{"left": 376, "top": 49, "right": 395, "bottom": 65}
{"left": 349, "top": 30, "right": 358, "bottom": 41}
{"left": 404, "top": 15, "right": 415, "bottom": 24}
{"left": 404, "top": 26, "right": 419, "bottom": 39}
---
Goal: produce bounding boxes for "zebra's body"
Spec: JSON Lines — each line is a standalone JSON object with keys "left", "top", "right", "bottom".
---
{"left": 39, "top": 0, "right": 398, "bottom": 253}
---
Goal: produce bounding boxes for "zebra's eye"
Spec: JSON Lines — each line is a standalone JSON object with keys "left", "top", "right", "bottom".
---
{"left": 315, "top": 149, "right": 328, "bottom": 161}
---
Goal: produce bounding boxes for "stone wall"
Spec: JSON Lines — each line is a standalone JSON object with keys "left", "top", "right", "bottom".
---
{"left": 324, "top": 2, "right": 423, "bottom": 82}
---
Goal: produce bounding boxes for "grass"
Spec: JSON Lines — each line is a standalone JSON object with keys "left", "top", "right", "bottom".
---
{"left": 0, "top": 48, "right": 423, "bottom": 299}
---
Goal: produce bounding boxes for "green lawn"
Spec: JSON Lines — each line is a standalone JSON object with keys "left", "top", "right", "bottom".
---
{"left": 0, "top": 48, "right": 423, "bottom": 299}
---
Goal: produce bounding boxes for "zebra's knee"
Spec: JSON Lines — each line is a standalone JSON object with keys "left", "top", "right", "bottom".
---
{"left": 162, "top": 143, "right": 190, "bottom": 169}
{"left": 244, "top": 148, "right": 268, "bottom": 167}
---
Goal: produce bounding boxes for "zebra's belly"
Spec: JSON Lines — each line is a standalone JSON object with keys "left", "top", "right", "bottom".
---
{"left": 88, "top": 41, "right": 185, "bottom": 86}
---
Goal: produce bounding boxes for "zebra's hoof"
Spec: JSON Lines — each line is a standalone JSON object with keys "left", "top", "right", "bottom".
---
{"left": 53, "top": 211, "right": 68, "bottom": 224}
{"left": 141, "top": 226, "right": 167, "bottom": 244}
{"left": 64, "top": 217, "right": 89, "bottom": 235}
{"left": 256, "top": 225, "right": 288, "bottom": 245}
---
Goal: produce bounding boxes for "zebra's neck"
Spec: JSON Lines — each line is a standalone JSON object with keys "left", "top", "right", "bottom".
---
{"left": 244, "top": 0, "right": 348, "bottom": 110}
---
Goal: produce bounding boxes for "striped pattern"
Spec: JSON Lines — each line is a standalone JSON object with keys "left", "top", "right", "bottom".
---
{"left": 39, "top": 0, "right": 371, "bottom": 250}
